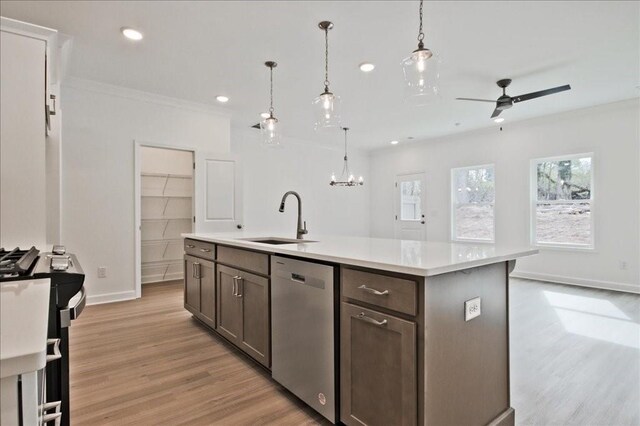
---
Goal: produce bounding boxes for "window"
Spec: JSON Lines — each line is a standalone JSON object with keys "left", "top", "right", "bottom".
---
{"left": 400, "top": 179, "right": 422, "bottom": 221}
{"left": 451, "top": 165, "right": 495, "bottom": 241}
{"left": 532, "top": 154, "right": 593, "bottom": 248}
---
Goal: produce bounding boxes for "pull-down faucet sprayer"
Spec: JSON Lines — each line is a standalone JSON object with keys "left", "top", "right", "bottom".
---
{"left": 279, "top": 191, "right": 308, "bottom": 239}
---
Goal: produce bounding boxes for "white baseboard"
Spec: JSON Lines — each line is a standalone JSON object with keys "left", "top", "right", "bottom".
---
{"left": 511, "top": 271, "right": 640, "bottom": 294}
{"left": 87, "top": 290, "right": 137, "bottom": 306}
{"left": 142, "top": 272, "right": 183, "bottom": 285}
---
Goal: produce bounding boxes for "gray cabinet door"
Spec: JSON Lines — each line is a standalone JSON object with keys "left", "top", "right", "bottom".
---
{"left": 198, "top": 259, "right": 215, "bottom": 328}
{"left": 216, "top": 264, "right": 242, "bottom": 345}
{"left": 184, "top": 255, "right": 200, "bottom": 314}
{"left": 237, "top": 270, "right": 270, "bottom": 367}
{"left": 340, "top": 302, "right": 417, "bottom": 426}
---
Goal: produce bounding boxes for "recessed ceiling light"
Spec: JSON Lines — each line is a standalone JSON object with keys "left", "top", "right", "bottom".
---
{"left": 359, "top": 62, "right": 375, "bottom": 72}
{"left": 390, "top": 140, "right": 399, "bottom": 145}
{"left": 216, "top": 95, "right": 229, "bottom": 103}
{"left": 260, "top": 112, "right": 270, "bottom": 119}
{"left": 494, "top": 117, "right": 505, "bottom": 123}
{"left": 121, "top": 27, "right": 143, "bottom": 41}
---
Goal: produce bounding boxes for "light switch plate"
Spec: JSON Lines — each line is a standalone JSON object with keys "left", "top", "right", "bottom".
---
{"left": 465, "top": 297, "right": 481, "bottom": 321}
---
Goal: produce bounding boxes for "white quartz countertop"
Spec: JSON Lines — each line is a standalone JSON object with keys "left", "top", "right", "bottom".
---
{"left": 183, "top": 232, "right": 538, "bottom": 276}
{"left": 1, "top": 278, "right": 51, "bottom": 378}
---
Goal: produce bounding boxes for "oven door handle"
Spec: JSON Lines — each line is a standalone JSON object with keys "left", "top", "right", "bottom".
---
{"left": 46, "top": 338, "right": 62, "bottom": 362}
{"left": 60, "top": 287, "right": 86, "bottom": 328}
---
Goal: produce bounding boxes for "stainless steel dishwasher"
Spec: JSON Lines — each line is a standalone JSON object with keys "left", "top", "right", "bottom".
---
{"left": 271, "top": 256, "right": 336, "bottom": 423}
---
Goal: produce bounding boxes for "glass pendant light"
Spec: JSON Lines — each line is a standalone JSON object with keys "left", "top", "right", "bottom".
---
{"left": 313, "top": 21, "right": 341, "bottom": 130}
{"left": 330, "top": 127, "right": 363, "bottom": 187}
{"left": 260, "top": 61, "right": 282, "bottom": 147}
{"left": 402, "top": 0, "right": 440, "bottom": 103}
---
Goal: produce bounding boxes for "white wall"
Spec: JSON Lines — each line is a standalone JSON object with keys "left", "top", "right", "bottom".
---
{"left": 232, "top": 127, "right": 370, "bottom": 239}
{"left": 61, "top": 79, "right": 230, "bottom": 304}
{"left": 369, "top": 99, "right": 640, "bottom": 293}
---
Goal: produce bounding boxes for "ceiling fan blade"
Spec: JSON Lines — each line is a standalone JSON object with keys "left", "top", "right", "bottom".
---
{"left": 512, "top": 84, "right": 571, "bottom": 103}
{"left": 456, "top": 97, "right": 496, "bottom": 103}
{"left": 491, "top": 108, "right": 502, "bottom": 118}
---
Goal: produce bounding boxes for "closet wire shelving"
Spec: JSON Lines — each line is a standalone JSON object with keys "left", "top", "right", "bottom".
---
{"left": 141, "top": 173, "right": 193, "bottom": 283}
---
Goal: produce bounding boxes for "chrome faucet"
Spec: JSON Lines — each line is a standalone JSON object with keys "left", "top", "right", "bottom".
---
{"left": 279, "top": 191, "right": 308, "bottom": 239}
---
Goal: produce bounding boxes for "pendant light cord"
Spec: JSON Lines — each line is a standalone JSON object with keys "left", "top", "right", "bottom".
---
{"left": 342, "top": 127, "right": 350, "bottom": 176}
{"left": 324, "top": 27, "right": 330, "bottom": 92}
{"left": 269, "top": 65, "right": 274, "bottom": 114}
{"left": 417, "top": 0, "right": 425, "bottom": 49}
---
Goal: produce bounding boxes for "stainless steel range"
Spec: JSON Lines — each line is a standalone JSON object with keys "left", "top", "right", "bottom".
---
{"left": 0, "top": 246, "right": 86, "bottom": 426}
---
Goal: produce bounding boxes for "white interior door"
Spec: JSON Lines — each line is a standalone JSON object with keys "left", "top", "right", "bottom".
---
{"left": 394, "top": 173, "right": 426, "bottom": 240}
{"left": 195, "top": 151, "right": 243, "bottom": 233}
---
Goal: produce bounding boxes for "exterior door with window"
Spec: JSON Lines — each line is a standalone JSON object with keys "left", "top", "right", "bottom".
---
{"left": 394, "top": 173, "right": 426, "bottom": 240}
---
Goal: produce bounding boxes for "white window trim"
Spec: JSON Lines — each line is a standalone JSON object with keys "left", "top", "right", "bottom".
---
{"left": 451, "top": 164, "right": 495, "bottom": 243}
{"left": 530, "top": 153, "right": 595, "bottom": 250}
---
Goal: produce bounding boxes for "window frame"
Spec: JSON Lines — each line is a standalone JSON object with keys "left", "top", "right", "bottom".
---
{"left": 450, "top": 163, "right": 496, "bottom": 243}
{"left": 530, "top": 153, "right": 595, "bottom": 250}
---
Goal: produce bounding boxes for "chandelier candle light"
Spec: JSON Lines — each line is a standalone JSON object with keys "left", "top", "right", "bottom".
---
{"left": 402, "top": 0, "right": 440, "bottom": 102}
{"left": 260, "top": 61, "right": 281, "bottom": 146}
{"left": 330, "top": 127, "right": 363, "bottom": 187}
{"left": 313, "top": 21, "right": 341, "bottom": 129}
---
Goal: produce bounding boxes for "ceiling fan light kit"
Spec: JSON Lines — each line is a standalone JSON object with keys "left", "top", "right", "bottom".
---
{"left": 313, "top": 21, "right": 342, "bottom": 130}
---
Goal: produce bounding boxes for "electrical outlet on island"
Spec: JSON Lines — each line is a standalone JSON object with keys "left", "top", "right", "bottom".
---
{"left": 465, "top": 297, "right": 481, "bottom": 321}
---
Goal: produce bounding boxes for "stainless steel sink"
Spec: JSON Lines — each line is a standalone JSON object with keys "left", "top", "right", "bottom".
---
{"left": 239, "top": 237, "right": 317, "bottom": 245}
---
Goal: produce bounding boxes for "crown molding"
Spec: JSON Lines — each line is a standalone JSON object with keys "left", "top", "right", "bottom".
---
{"left": 62, "top": 76, "right": 232, "bottom": 119}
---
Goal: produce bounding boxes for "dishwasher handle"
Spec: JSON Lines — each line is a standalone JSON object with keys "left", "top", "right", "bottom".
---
{"left": 290, "top": 273, "right": 306, "bottom": 284}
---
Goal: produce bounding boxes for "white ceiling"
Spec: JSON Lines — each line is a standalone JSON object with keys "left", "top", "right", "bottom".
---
{"left": 1, "top": 1, "right": 638, "bottom": 149}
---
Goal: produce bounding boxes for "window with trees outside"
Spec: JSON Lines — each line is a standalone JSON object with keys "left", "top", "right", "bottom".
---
{"left": 451, "top": 165, "right": 495, "bottom": 241}
{"left": 532, "top": 154, "right": 593, "bottom": 248}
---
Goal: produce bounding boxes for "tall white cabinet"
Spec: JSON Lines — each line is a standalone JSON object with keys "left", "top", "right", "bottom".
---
{"left": 0, "top": 19, "right": 58, "bottom": 249}
{"left": 140, "top": 146, "right": 194, "bottom": 284}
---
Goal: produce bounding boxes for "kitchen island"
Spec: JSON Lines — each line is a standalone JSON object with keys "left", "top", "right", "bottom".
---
{"left": 182, "top": 232, "right": 537, "bottom": 426}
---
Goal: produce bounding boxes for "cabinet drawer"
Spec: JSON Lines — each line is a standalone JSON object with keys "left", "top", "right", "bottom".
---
{"left": 184, "top": 239, "right": 215, "bottom": 260}
{"left": 342, "top": 268, "right": 417, "bottom": 316}
{"left": 217, "top": 246, "right": 269, "bottom": 276}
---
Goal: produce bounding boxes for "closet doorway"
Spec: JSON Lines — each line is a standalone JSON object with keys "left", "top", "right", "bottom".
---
{"left": 135, "top": 144, "right": 194, "bottom": 297}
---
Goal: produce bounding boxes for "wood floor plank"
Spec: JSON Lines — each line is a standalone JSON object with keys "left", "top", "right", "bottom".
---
{"left": 69, "top": 281, "right": 326, "bottom": 425}
{"left": 69, "top": 279, "right": 640, "bottom": 425}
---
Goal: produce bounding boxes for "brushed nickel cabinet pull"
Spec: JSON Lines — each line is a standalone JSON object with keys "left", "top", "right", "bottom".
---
{"left": 358, "top": 284, "right": 389, "bottom": 296}
{"left": 233, "top": 276, "right": 243, "bottom": 298}
{"left": 355, "top": 312, "right": 388, "bottom": 327}
{"left": 186, "top": 244, "right": 195, "bottom": 248}
{"left": 194, "top": 262, "right": 201, "bottom": 279}
{"left": 200, "top": 248, "right": 211, "bottom": 253}
{"left": 232, "top": 276, "right": 238, "bottom": 296}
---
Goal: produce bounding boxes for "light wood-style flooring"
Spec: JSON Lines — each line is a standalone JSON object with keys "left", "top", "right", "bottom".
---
{"left": 70, "top": 278, "right": 640, "bottom": 425}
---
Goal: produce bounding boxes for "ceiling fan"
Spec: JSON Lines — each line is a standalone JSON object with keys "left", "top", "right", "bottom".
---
{"left": 456, "top": 79, "right": 571, "bottom": 118}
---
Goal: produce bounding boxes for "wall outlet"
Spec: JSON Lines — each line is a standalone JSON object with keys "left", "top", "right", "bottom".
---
{"left": 97, "top": 266, "right": 107, "bottom": 278}
{"left": 465, "top": 297, "right": 481, "bottom": 322}
{"left": 619, "top": 261, "right": 628, "bottom": 270}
